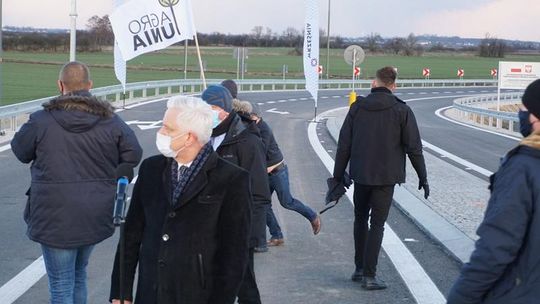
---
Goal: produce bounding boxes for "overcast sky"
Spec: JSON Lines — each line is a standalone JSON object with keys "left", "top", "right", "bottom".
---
{"left": 4, "top": 0, "right": 540, "bottom": 42}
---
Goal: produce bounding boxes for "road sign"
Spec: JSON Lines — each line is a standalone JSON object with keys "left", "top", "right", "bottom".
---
{"left": 457, "top": 69, "right": 465, "bottom": 78}
{"left": 344, "top": 45, "right": 365, "bottom": 66}
{"left": 491, "top": 69, "right": 498, "bottom": 77}
{"left": 354, "top": 67, "right": 361, "bottom": 76}
{"left": 318, "top": 65, "right": 323, "bottom": 75}
{"left": 422, "top": 68, "right": 431, "bottom": 78}
{"left": 498, "top": 62, "right": 540, "bottom": 89}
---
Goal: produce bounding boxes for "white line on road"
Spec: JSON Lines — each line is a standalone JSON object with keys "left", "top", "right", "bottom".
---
{"left": 0, "top": 144, "right": 11, "bottom": 152}
{"left": 266, "top": 101, "right": 276, "bottom": 104}
{"left": 0, "top": 257, "right": 46, "bottom": 304}
{"left": 422, "top": 140, "right": 493, "bottom": 177}
{"left": 435, "top": 106, "right": 521, "bottom": 142}
{"left": 307, "top": 110, "right": 446, "bottom": 304}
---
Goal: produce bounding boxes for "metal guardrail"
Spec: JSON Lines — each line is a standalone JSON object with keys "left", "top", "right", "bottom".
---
{"left": 0, "top": 78, "right": 498, "bottom": 132}
{"left": 453, "top": 92, "right": 522, "bottom": 133}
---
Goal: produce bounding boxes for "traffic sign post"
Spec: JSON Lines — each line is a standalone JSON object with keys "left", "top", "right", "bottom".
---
{"left": 457, "top": 69, "right": 465, "bottom": 80}
{"left": 491, "top": 68, "right": 498, "bottom": 79}
{"left": 344, "top": 45, "right": 365, "bottom": 103}
{"left": 282, "top": 64, "right": 288, "bottom": 81}
{"left": 422, "top": 68, "right": 431, "bottom": 79}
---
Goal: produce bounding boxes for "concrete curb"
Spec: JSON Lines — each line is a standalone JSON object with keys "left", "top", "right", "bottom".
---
{"left": 324, "top": 107, "right": 474, "bottom": 264}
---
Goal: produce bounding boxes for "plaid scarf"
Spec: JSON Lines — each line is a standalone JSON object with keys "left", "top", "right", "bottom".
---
{"left": 171, "top": 143, "right": 213, "bottom": 205}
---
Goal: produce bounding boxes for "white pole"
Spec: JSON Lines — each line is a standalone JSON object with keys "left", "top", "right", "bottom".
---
{"left": 183, "top": 40, "right": 188, "bottom": 79}
{"left": 325, "top": 0, "right": 331, "bottom": 80}
{"left": 352, "top": 50, "right": 356, "bottom": 91}
{"left": 241, "top": 48, "right": 245, "bottom": 80}
{"left": 236, "top": 48, "right": 240, "bottom": 80}
{"left": 497, "top": 63, "right": 501, "bottom": 111}
{"left": 69, "top": 0, "right": 77, "bottom": 61}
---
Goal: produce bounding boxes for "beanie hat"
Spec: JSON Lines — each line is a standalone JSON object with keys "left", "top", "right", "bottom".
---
{"left": 221, "top": 79, "right": 238, "bottom": 99}
{"left": 523, "top": 79, "right": 540, "bottom": 118}
{"left": 201, "top": 85, "right": 233, "bottom": 113}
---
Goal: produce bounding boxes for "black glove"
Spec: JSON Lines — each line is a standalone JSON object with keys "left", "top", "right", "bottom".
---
{"left": 325, "top": 177, "right": 347, "bottom": 205}
{"left": 418, "top": 181, "right": 430, "bottom": 199}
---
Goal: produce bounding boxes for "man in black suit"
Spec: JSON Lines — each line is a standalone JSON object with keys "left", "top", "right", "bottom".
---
{"left": 110, "top": 96, "right": 252, "bottom": 304}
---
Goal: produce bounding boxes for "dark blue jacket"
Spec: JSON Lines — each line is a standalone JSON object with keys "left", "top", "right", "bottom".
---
{"left": 256, "top": 119, "right": 283, "bottom": 167}
{"left": 448, "top": 145, "right": 540, "bottom": 304}
{"left": 11, "top": 91, "right": 142, "bottom": 248}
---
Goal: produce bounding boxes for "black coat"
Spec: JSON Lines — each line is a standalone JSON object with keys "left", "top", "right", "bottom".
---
{"left": 257, "top": 119, "right": 284, "bottom": 167}
{"left": 212, "top": 112, "right": 271, "bottom": 247}
{"left": 333, "top": 87, "right": 427, "bottom": 185}
{"left": 110, "top": 153, "right": 251, "bottom": 304}
{"left": 447, "top": 145, "right": 540, "bottom": 304}
{"left": 11, "top": 91, "right": 142, "bottom": 248}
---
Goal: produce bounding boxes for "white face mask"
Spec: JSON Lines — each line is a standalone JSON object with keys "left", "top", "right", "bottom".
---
{"left": 212, "top": 110, "right": 222, "bottom": 128}
{"left": 156, "top": 132, "right": 187, "bottom": 158}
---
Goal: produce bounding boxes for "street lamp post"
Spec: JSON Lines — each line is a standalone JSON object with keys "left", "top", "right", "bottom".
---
{"left": 325, "top": 0, "right": 331, "bottom": 80}
{"left": 69, "top": 0, "right": 77, "bottom": 61}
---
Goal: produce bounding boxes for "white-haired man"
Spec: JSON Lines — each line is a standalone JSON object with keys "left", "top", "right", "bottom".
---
{"left": 110, "top": 96, "right": 252, "bottom": 304}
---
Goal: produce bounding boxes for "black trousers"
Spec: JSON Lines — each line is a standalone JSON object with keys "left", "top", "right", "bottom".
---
{"left": 353, "top": 183, "right": 395, "bottom": 277}
{"left": 237, "top": 248, "right": 261, "bottom": 304}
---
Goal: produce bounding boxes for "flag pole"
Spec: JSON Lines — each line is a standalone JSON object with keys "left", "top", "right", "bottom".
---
{"left": 193, "top": 33, "right": 206, "bottom": 90}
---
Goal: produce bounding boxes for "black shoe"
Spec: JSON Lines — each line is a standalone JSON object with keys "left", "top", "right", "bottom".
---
{"left": 351, "top": 269, "right": 363, "bottom": 282}
{"left": 361, "top": 276, "right": 387, "bottom": 290}
{"left": 254, "top": 246, "right": 269, "bottom": 253}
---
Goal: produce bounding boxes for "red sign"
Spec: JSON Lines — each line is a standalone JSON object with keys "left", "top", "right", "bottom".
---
{"left": 422, "top": 68, "right": 431, "bottom": 77}
{"left": 354, "top": 67, "right": 361, "bottom": 76}
{"left": 511, "top": 68, "right": 522, "bottom": 73}
{"left": 457, "top": 69, "right": 465, "bottom": 77}
{"left": 490, "top": 69, "right": 498, "bottom": 77}
{"left": 318, "top": 65, "right": 323, "bottom": 75}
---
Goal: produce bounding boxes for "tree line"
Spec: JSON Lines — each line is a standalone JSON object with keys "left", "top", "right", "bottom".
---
{"left": 3, "top": 15, "right": 516, "bottom": 58}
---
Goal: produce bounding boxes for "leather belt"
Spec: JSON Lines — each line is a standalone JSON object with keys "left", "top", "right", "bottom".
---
{"left": 268, "top": 162, "right": 286, "bottom": 175}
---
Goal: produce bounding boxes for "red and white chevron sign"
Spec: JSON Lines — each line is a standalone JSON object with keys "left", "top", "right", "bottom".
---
{"left": 457, "top": 69, "right": 465, "bottom": 77}
{"left": 318, "top": 65, "right": 323, "bottom": 75}
{"left": 354, "top": 67, "right": 361, "bottom": 76}
{"left": 491, "top": 69, "right": 498, "bottom": 77}
{"left": 422, "top": 68, "right": 431, "bottom": 77}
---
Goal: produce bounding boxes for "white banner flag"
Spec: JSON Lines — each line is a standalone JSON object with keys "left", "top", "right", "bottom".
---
{"left": 110, "top": 0, "right": 195, "bottom": 61}
{"left": 303, "top": 0, "right": 319, "bottom": 104}
{"left": 113, "top": 0, "right": 127, "bottom": 92}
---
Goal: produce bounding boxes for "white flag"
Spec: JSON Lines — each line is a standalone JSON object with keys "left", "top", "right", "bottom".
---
{"left": 303, "top": 0, "right": 319, "bottom": 104}
{"left": 113, "top": 0, "right": 127, "bottom": 92}
{"left": 110, "top": 0, "right": 195, "bottom": 61}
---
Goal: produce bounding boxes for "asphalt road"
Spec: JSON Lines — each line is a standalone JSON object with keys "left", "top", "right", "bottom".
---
{"left": 0, "top": 86, "right": 515, "bottom": 303}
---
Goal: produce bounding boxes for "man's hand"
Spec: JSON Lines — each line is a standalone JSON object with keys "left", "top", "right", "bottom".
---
{"left": 112, "top": 300, "right": 132, "bottom": 304}
{"left": 418, "top": 181, "right": 430, "bottom": 199}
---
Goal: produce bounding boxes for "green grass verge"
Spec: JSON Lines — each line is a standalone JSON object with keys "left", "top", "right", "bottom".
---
{"left": 2, "top": 47, "right": 540, "bottom": 105}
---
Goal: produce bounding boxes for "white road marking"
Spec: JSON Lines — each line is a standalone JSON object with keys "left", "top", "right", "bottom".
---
{"left": 267, "top": 101, "right": 276, "bottom": 104}
{"left": 332, "top": 96, "right": 341, "bottom": 98}
{"left": 0, "top": 144, "right": 11, "bottom": 152}
{"left": 257, "top": 103, "right": 265, "bottom": 105}
{"left": 435, "top": 106, "right": 521, "bottom": 142}
{"left": 307, "top": 112, "right": 446, "bottom": 304}
{"left": 0, "top": 256, "right": 46, "bottom": 304}
{"left": 266, "top": 108, "right": 290, "bottom": 115}
{"left": 419, "top": 92, "right": 428, "bottom": 95}
{"left": 289, "top": 99, "right": 298, "bottom": 101}
{"left": 299, "top": 98, "right": 309, "bottom": 101}
{"left": 423, "top": 140, "right": 493, "bottom": 177}
{"left": 321, "top": 96, "right": 329, "bottom": 99}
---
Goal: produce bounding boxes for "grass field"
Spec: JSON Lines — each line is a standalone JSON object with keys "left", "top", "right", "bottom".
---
{"left": 3, "top": 47, "right": 540, "bottom": 105}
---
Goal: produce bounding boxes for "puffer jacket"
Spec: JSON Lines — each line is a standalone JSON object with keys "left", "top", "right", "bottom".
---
{"left": 11, "top": 91, "right": 142, "bottom": 248}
